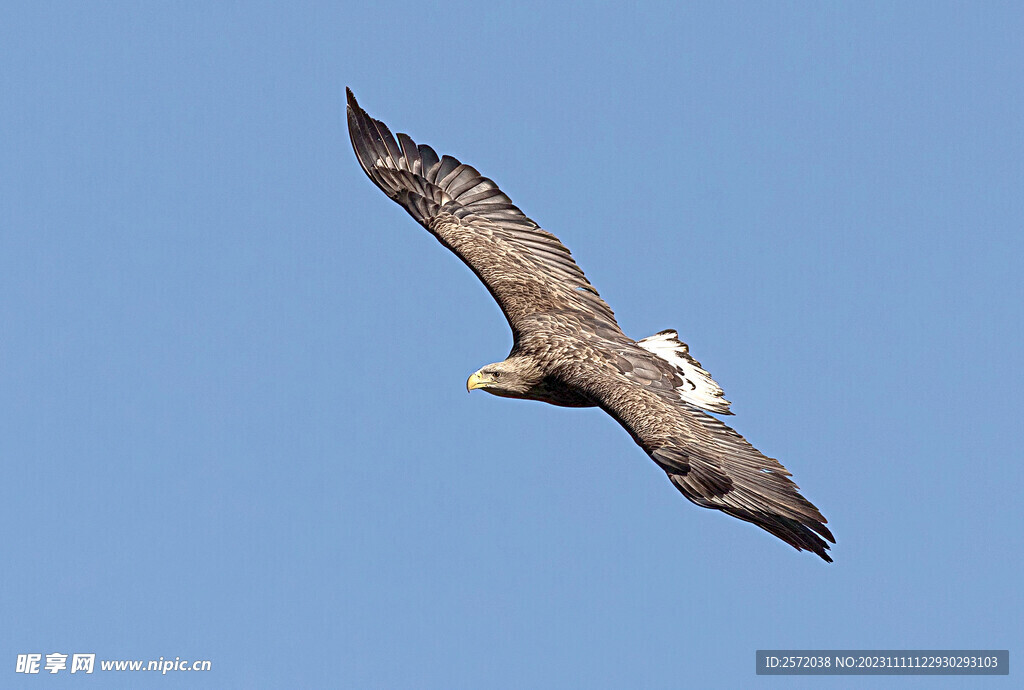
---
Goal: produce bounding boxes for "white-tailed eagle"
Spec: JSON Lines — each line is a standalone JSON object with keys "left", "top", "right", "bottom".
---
{"left": 347, "top": 89, "right": 834, "bottom": 561}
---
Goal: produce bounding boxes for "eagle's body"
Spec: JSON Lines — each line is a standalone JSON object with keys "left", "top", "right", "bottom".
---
{"left": 347, "top": 89, "right": 834, "bottom": 561}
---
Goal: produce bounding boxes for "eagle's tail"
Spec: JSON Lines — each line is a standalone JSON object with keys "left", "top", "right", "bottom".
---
{"left": 636, "top": 330, "right": 732, "bottom": 415}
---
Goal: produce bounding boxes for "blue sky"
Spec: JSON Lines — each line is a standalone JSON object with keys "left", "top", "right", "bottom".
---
{"left": 2, "top": 1, "right": 1021, "bottom": 687}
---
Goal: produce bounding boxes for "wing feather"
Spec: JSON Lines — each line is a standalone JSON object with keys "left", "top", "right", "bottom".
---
{"left": 347, "top": 89, "right": 619, "bottom": 339}
{"left": 417, "top": 144, "right": 440, "bottom": 176}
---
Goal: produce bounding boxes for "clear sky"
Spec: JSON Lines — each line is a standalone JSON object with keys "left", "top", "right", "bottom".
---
{"left": 2, "top": 1, "right": 1021, "bottom": 688}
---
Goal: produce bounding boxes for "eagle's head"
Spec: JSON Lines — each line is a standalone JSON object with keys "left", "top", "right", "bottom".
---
{"left": 466, "top": 359, "right": 539, "bottom": 398}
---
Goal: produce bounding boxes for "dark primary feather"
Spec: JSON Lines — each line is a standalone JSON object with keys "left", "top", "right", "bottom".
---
{"left": 347, "top": 88, "right": 834, "bottom": 561}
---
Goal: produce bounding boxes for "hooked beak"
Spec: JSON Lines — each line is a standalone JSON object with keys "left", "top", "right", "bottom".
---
{"left": 466, "top": 371, "right": 486, "bottom": 392}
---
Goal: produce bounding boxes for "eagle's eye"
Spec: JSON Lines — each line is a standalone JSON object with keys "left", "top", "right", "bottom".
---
{"left": 492, "top": 371, "right": 501, "bottom": 379}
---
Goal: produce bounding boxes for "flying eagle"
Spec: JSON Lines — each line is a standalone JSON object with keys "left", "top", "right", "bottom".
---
{"left": 347, "top": 89, "right": 834, "bottom": 561}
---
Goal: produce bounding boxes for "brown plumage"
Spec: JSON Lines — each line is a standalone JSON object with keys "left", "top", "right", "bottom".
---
{"left": 347, "top": 88, "right": 834, "bottom": 561}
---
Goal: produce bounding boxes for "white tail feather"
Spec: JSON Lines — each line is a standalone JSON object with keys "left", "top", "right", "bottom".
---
{"left": 636, "top": 330, "right": 732, "bottom": 414}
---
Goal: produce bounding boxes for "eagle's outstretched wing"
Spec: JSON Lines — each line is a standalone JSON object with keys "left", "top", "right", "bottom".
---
{"left": 567, "top": 358, "right": 835, "bottom": 561}
{"left": 347, "top": 88, "right": 619, "bottom": 340}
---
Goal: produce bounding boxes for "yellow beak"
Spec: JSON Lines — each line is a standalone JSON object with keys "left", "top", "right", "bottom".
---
{"left": 466, "top": 371, "right": 486, "bottom": 392}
